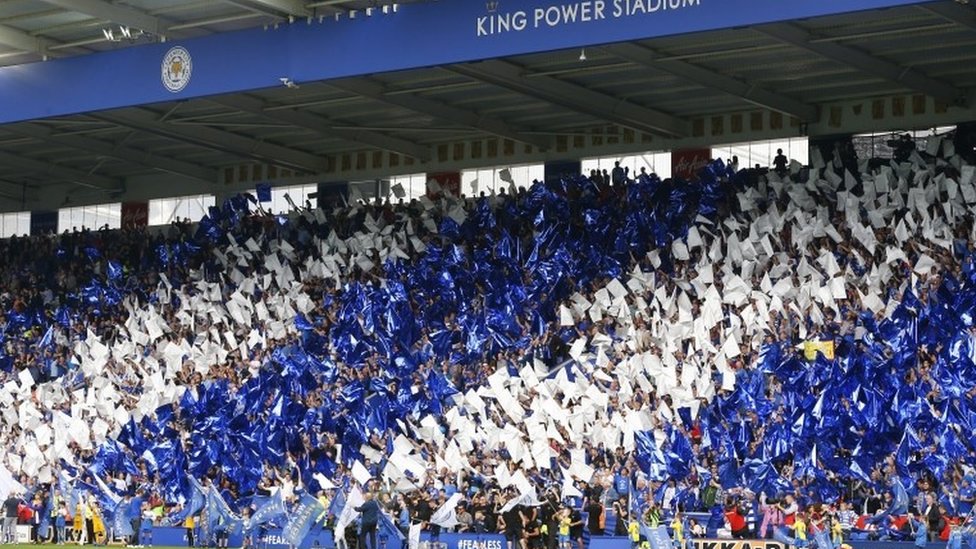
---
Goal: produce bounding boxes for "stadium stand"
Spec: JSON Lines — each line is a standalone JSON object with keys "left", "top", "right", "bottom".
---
{"left": 0, "top": 133, "right": 975, "bottom": 549}
{"left": 4, "top": 2, "right": 976, "bottom": 549}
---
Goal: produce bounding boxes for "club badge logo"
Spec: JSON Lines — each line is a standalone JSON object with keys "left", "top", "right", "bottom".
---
{"left": 161, "top": 46, "right": 192, "bottom": 93}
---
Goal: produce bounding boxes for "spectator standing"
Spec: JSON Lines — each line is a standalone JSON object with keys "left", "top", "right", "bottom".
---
{"left": 611, "top": 162, "right": 625, "bottom": 185}
{"left": 3, "top": 492, "right": 19, "bottom": 544}
{"left": 355, "top": 492, "right": 380, "bottom": 549}
{"left": 773, "top": 149, "right": 789, "bottom": 175}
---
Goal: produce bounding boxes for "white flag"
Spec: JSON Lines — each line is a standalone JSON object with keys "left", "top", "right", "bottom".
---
{"left": 335, "top": 486, "right": 365, "bottom": 541}
{"left": 430, "top": 492, "right": 463, "bottom": 528}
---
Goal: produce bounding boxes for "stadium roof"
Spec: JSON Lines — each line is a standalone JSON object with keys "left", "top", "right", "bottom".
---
{"left": 0, "top": 0, "right": 975, "bottom": 209}
{"left": 0, "top": 0, "right": 414, "bottom": 67}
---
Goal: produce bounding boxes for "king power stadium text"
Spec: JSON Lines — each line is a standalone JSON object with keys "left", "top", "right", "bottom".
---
{"left": 476, "top": 0, "right": 701, "bottom": 36}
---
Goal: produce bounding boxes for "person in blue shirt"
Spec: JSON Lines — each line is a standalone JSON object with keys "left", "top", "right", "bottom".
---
{"left": 128, "top": 493, "right": 143, "bottom": 547}
{"left": 911, "top": 513, "right": 928, "bottom": 549}
{"left": 397, "top": 498, "right": 410, "bottom": 538}
{"left": 706, "top": 505, "right": 724, "bottom": 539}
{"left": 355, "top": 492, "right": 381, "bottom": 549}
{"left": 140, "top": 502, "right": 155, "bottom": 548}
{"left": 613, "top": 468, "right": 631, "bottom": 499}
{"left": 959, "top": 477, "right": 975, "bottom": 517}
{"left": 54, "top": 502, "right": 67, "bottom": 546}
{"left": 947, "top": 524, "right": 963, "bottom": 549}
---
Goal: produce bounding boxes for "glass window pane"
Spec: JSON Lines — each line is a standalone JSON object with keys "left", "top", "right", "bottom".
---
{"left": 390, "top": 174, "right": 427, "bottom": 202}
{"left": 460, "top": 163, "right": 545, "bottom": 195}
{"left": 0, "top": 212, "right": 29, "bottom": 238}
{"left": 714, "top": 137, "right": 809, "bottom": 170}
{"left": 149, "top": 195, "right": 215, "bottom": 225}
{"left": 581, "top": 152, "right": 672, "bottom": 180}
{"left": 57, "top": 202, "right": 121, "bottom": 232}
{"left": 264, "top": 184, "right": 317, "bottom": 214}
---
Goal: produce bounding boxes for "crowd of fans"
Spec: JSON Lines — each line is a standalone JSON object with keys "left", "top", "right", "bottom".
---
{"left": 0, "top": 133, "right": 975, "bottom": 549}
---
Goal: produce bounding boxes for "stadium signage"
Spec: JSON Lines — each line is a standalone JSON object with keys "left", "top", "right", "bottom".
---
{"left": 477, "top": 0, "right": 702, "bottom": 36}
{"left": 692, "top": 540, "right": 787, "bottom": 549}
{"left": 424, "top": 533, "right": 507, "bottom": 549}
{"left": 0, "top": 0, "right": 935, "bottom": 125}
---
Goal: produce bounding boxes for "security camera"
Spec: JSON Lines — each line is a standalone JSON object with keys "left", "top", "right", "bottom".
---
{"left": 279, "top": 77, "right": 299, "bottom": 89}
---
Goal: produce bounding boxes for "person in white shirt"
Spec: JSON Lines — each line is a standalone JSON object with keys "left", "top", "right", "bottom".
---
{"left": 662, "top": 480, "right": 677, "bottom": 511}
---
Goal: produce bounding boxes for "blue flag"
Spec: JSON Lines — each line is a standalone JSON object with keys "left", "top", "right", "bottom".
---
{"left": 891, "top": 478, "right": 909, "bottom": 515}
{"left": 107, "top": 260, "right": 123, "bottom": 282}
{"left": 250, "top": 491, "right": 286, "bottom": 528}
{"left": 90, "top": 472, "right": 121, "bottom": 516}
{"left": 647, "top": 525, "right": 673, "bottom": 549}
{"left": 377, "top": 506, "right": 406, "bottom": 544}
{"left": 59, "top": 472, "right": 80, "bottom": 512}
{"left": 206, "top": 486, "right": 242, "bottom": 537}
{"left": 256, "top": 183, "right": 272, "bottom": 203}
{"left": 113, "top": 496, "right": 142, "bottom": 538}
{"left": 169, "top": 477, "right": 206, "bottom": 525}
{"left": 282, "top": 494, "right": 325, "bottom": 546}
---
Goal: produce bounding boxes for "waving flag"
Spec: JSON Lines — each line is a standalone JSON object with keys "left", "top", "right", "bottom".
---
{"left": 334, "top": 486, "right": 364, "bottom": 542}
{"left": 283, "top": 494, "right": 325, "bottom": 546}
{"left": 430, "top": 493, "right": 463, "bottom": 529}
{"left": 169, "top": 477, "right": 206, "bottom": 526}
{"left": 207, "top": 485, "right": 242, "bottom": 538}
{"left": 250, "top": 490, "right": 286, "bottom": 528}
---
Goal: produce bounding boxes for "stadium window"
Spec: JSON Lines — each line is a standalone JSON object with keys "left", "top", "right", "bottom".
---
{"left": 581, "top": 152, "right": 672, "bottom": 180}
{"left": 0, "top": 211, "right": 30, "bottom": 238}
{"left": 460, "top": 163, "right": 544, "bottom": 196}
{"left": 388, "top": 173, "right": 428, "bottom": 202}
{"left": 57, "top": 202, "right": 121, "bottom": 232}
{"left": 148, "top": 194, "right": 216, "bottom": 225}
{"left": 851, "top": 126, "right": 956, "bottom": 162}
{"left": 259, "top": 184, "right": 317, "bottom": 214}
{"left": 712, "top": 137, "right": 809, "bottom": 170}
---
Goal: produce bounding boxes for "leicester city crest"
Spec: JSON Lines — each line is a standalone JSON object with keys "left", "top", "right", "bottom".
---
{"left": 161, "top": 46, "right": 192, "bottom": 93}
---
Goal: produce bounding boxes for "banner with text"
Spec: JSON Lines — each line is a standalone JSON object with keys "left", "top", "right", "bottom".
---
{"left": 121, "top": 202, "right": 149, "bottom": 229}
{"left": 672, "top": 148, "right": 712, "bottom": 181}
{"left": 0, "top": 0, "right": 933, "bottom": 124}
{"left": 427, "top": 172, "right": 462, "bottom": 198}
{"left": 420, "top": 532, "right": 507, "bottom": 549}
{"left": 691, "top": 540, "right": 787, "bottom": 549}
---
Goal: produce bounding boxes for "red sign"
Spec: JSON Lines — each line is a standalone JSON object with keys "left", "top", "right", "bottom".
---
{"left": 671, "top": 148, "right": 712, "bottom": 181}
{"left": 427, "top": 171, "right": 461, "bottom": 198}
{"left": 121, "top": 201, "right": 148, "bottom": 229}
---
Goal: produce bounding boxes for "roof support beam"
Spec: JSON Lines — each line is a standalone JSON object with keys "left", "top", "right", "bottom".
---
{"left": 921, "top": 2, "right": 976, "bottom": 33}
{"left": 0, "top": 24, "right": 56, "bottom": 55}
{"left": 0, "top": 180, "right": 39, "bottom": 203}
{"left": 5, "top": 123, "right": 219, "bottom": 184}
{"left": 38, "top": 0, "right": 169, "bottom": 35}
{"left": 605, "top": 42, "right": 819, "bottom": 121}
{"left": 210, "top": 95, "right": 431, "bottom": 161}
{"left": 0, "top": 150, "right": 121, "bottom": 191}
{"left": 757, "top": 22, "right": 966, "bottom": 106}
{"left": 329, "top": 78, "right": 553, "bottom": 150}
{"left": 449, "top": 59, "right": 689, "bottom": 138}
{"left": 221, "top": 0, "right": 310, "bottom": 18}
{"left": 96, "top": 108, "right": 330, "bottom": 174}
